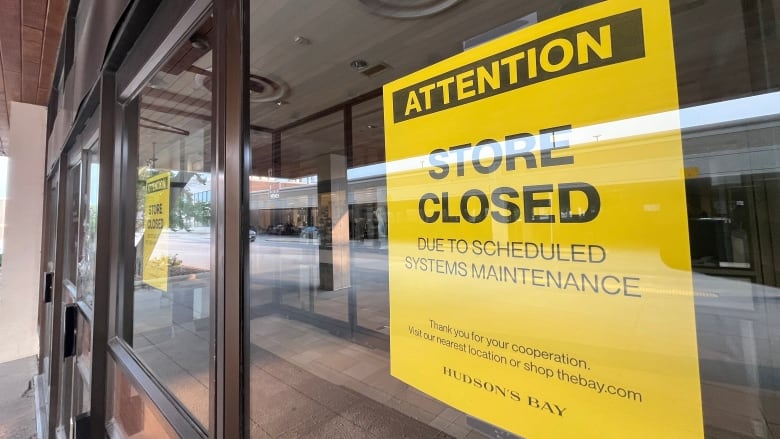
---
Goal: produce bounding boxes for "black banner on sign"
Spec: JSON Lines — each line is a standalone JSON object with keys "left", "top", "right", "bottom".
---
{"left": 392, "top": 9, "right": 645, "bottom": 123}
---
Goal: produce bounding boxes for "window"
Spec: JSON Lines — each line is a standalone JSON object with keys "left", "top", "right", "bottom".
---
{"left": 243, "top": 1, "right": 780, "bottom": 438}
{"left": 125, "top": 19, "right": 214, "bottom": 428}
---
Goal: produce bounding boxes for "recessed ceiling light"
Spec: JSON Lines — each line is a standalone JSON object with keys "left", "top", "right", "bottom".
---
{"left": 350, "top": 59, "right": 369, "bottom": 70}
{"left": 149, "top": 76, "right": 168, "bottom": 90}
{"left": 190, "top": 35, "right": 210, "bottom": 50}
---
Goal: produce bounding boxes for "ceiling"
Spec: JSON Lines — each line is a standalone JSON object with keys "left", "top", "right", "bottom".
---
{"left": 242, "top": 0, "right": 755, "bottom": 178}
{"left": 0, "top": 0, "right": 68, "bottom": 155}
{"left": 248, "top": 0, "right": 558, "bottom": 178}
{"left": 246, "top": 0, "right": 561, "bottom": 130}
{"left": 136, "top": 0, "right": 766, "bottom": 180}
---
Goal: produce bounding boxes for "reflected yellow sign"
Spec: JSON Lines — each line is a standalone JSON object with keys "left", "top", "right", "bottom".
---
{"left": 143, "top": 171, "right": 170, "bottom": 291}
{"left": 383, "top": 1, "right": 702, "bottom": 437}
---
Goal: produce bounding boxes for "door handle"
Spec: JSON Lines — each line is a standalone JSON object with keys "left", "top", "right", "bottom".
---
{"left": 64, "top": 304, "right": 78, "bottom": 358}
{"left": 43, "top": 272, "right": 53, "bottom": 303}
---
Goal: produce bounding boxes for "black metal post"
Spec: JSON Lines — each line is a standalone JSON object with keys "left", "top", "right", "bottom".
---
{"left": 88, "top": 73, "right": 117, "bottom": 438}
{"left": 212, "top": 0, "right": 249, "bottom": 437}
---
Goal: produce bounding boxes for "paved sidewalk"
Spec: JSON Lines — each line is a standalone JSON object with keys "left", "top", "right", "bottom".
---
{"left": 0, "top": 356, "right": 37, "bottom": 439}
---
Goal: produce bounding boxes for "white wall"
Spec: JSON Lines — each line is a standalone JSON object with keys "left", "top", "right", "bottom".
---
{"left": 0, "top": 102, "right": 46, "bottom": 363}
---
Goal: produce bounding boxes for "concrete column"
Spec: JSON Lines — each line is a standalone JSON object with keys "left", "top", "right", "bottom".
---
{"left": 0, "top": 102, "right": 46, "bottom": 363}
{"left": 317, "top": 154, "right": 350, "bottom": 291}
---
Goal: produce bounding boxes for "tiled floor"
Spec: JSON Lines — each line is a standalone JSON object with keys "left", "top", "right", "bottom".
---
{"left": 0, "top": 356, "right": 37, "bottom": 439}
{"left": 248, "top": 315, "right": 485, "bottom": 438}
{"left": 248, "top": 238, "right": 391, "bottom": 333}
{"left": 133, "top": 278, "right": 211, "bottom": 426}
{"left": 126, "top": 237, "right": 780, "bottom": 438}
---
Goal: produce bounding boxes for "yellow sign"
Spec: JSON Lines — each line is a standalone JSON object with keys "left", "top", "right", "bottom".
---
{"left": 383, "top": 2, "right": 702, "bottom": 438}
{"left": 143, "top": 171, "right": 170, "bottom": 291}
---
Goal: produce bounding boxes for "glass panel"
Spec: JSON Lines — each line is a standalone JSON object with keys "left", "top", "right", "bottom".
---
{"left": 43, "top": 175, "right": 59, "bottom": 383}
{"left": 109, "top": 359, "right": 176, "bottom": 439}
{"left": 40, "top": 173, "right": 58, "bottom": 439}
{"left": 73, "top": 313, "right": 92, "bottom": 416}
{"left": 62, "top": 162, "right": 82, "bottom": 299}
{"left": 78, "top": 141, "right": 99, "bottom": 307}
{"left": 59, "top": 121, "right": 99, "bottom": 438}
{"left": 246, "top": 1, "right": 780, "bottom": 438}
{"left": 126, "top": 20, "right": 213, "bottom": 428}
{"left": 59, "top": 156, "right": 85, "bottom": 436}
{"left": 350, "top": 97, "right": 389, "bottom": 333}
{"left": 250, "top": 113, "right": 357, "bottom": 323}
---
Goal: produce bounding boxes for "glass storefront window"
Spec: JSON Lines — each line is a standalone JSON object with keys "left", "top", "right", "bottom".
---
{"left": 350, "top": 96, "right": 390, "bottom": 333}
{"left": 126, "top": 20, "right": 214, "bottom": 428}
{"left": 244, "top": 1, "right": 780, "bottom": 438}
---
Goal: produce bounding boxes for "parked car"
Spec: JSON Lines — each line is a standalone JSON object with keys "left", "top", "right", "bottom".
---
{"left": 267, "top": 223, "right": 299, "bottom": 235}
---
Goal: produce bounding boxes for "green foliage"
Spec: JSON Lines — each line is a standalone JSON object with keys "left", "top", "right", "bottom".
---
{"left": 170, "top": 189, "right": 211, "bottom": 231}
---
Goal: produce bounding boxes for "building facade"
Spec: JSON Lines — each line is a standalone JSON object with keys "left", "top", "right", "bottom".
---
{"left": 37, "top": 0, "right": 780, "bottom": 438}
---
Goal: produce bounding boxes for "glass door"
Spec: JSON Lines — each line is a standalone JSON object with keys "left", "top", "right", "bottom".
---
{"left": 242, "top": 1, "right": 780, "bottom": 438}
{"left": 37, "top": 170, "right": 59, "bottom": 439}
{"left": 57, "top": 128, "right": 99, "bottom": 438}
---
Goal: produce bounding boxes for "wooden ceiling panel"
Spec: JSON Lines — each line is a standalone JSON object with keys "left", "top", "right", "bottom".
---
{"left": 0, "top": 0, "right": 23, "bottom": 80}
{"left": 0, "top": 90, "right": 7, "bottom": 128}
{"left": 22, "top": 0, "right": 47, "bottom": 30}
{"left": 38, "top": 0, "right": 66, "bottom": 105}
{"left": 0, "top": 0, "right": 67, "bottom": 153}
{"left": 36, "top": 87, "right": 50, "bottom": 104}
{"left": 22, "top": 61, "right": 40, "bottom": 102}
{"left": 21, "top": 26, "right": 42, "bottom": 58}
{"left": 21, "top": 26, "right": 43, "bottom": 102}
{"left": 0, "top": 38, "right": 8, "bottom": 154}
{"left": 3, "top": 71, "right": 22, "bottom": 104}
{"left": 0, "top": 0, "right": 23, "bottom": 154}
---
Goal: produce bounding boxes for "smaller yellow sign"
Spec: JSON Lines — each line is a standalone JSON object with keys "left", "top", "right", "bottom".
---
{"left": 143, "top": 171, "right": 170, "bottom": 291}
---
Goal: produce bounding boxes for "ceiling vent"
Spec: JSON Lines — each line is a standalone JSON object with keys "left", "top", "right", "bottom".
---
{"left": 360, "top": 63, "right": 391, "bottom": 77}
{"left": 358, "top": 0, "right": 464, "bottom": 19}
{"left": 195, "top": 72, "right": 289, "bottom": 103}
{"left": 248, "top": 75, "right": 289, "bottom": 103}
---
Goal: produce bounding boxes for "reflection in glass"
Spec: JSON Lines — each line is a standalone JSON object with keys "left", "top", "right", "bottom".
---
{"left": 72, "top": 315, "right": 91, "bottom": 417}
{"left": 127, "top": 23, "right": 213, "bottom": 427}
{"left": 249, "top": 111, "right": 354, "bottom": 324}
{"left": 243, "top": 0, "right": 780, "bottom": 437}
{"left": 350, "top": 97, "right": 389, "bottom": 334}
{"left": 40, "top": 175, "right": 58, "bottom": 439}
{"left": 59, "top": 152, "right": 89, "bottom": 437}
{"left": 78, "top": 148, "right": 100, "bottom": 308}
{"left": 62, "top": 162, "right": 82, "bottom": 298}
{"left": 108, "top": 359, "right": 176, "bottom": 439}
